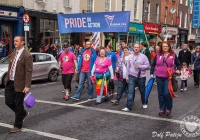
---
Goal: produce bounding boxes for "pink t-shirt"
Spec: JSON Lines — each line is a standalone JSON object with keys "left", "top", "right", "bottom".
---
{"left": 95, "top": 57, "right": 112, "bottom": 73}
{"left": 81, "top": 49, "right": 92, "bottom": 72}
{"left": 60, "top": 51, "right": 76, "bottom": 74}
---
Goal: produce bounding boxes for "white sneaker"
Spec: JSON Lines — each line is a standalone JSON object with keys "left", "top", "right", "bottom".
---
{"left": 143, "top": 105, "right": 148, "bottom": 109}
{"left": 122, "top": 107, "right": 130, "bottom": 112}
{"left": 184, "top": 87, "right": 187, "bottom": 91}
{"left": 135, "top": 87, "right": 138, "bottom": 89}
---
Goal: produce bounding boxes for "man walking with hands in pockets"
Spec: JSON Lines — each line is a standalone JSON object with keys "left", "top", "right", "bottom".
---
{"left": 4, "top": 35, "right": 33, "bottom": 133}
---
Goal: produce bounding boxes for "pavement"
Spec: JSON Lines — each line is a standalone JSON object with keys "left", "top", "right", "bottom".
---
{"left": 0, "top": 73, "right": 200, "bottom": 140}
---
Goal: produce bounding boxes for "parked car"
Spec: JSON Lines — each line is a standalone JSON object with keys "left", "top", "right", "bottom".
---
{"left": 0, "top": 53, "right": 59, "bottom": 86}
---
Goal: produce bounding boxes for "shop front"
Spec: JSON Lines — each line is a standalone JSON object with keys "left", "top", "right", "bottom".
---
{"left": 0, "top": 5, "right": 24, "bottom": 54}
{"left": 177, "top": 28, "right": 188, "bottom": 47}
{"left": 144, "top": 22, "right": 162, "bottom": 46}
{"left": 162, "top": 26, "right": 178, "bottom": 48}
{"left": 118, "top": 22, "right": 144, "bottom": 45}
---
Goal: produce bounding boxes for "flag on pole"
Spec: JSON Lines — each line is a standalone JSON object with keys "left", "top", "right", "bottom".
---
{"left": 91, "top": 32, "right": 100, "bottom": 50}
{"left": 188, "top": 0, "right": 193, "bottom": 8}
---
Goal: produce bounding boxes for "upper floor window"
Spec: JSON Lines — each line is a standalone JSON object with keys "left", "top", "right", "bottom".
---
{"left": 122, "top": 0, "right": 126, "bottom": 11}
{"left": 185, "top": 0, "right": 188, "bottom": 6}
{"left": 146, "top": 2, "right": 150, "bottom": 22}
{"left": 134, "top": 0, "right": 138, "bottom": 19}
{"left": 105, "top": 0, "right": 111, "bottom": 12}
{"left": 184, "top": 13, "right": 187, "bottom": 28}
{"left": 179, "top": 11, "right": 182, "bottom": 27}
{"left": 164, "top": 7, "right": 168, "bottom": 24}
{"left": 180, "top": 0, "right": 182, "bottom": 4}
{"left": 63, "top": 0, "right": 69, "bottom": 6}
{"left": 155, "top": 4, "right": 159, "bottom": 23}
{"left": 87, "top": 0, "right": 93, "bottom": 12}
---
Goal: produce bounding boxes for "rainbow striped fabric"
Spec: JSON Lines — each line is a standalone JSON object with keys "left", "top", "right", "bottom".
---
{"left": 95, "top": 71, "right": 110, "bottom": 96}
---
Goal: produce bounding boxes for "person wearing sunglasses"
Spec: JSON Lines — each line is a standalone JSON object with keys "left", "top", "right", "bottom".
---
{"left": 58, "top": 44, "right": 78, "bottom": 100}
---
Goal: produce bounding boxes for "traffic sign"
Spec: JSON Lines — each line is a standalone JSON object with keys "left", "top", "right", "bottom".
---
{"left": 24, "top": 23, "right": 29, "bottom": 31}
{"left": 23, "top": 14, "right": 30, "bottom": 23}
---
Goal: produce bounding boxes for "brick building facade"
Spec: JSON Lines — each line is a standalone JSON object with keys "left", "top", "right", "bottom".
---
{"left": 160, "top": 0, "right": 179, "bottom": 48}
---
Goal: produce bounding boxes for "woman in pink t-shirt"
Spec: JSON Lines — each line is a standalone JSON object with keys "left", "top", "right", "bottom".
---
{"left": 91, "top": 48, "right": 114, "bottom": 104}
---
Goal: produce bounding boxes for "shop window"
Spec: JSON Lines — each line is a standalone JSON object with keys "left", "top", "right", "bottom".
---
{"left": 40, "top": 19, "right": 44, "bottom": 30}
{"left": 122, "top": 0, "right": 125, "bottom": 11}
{"left": 1, "top": 25, "right": 11, "bottom": 53}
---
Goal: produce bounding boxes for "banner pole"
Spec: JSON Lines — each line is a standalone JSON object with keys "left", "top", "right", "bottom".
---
{"left": 127, "top": 32, "right": 129, "bottom": 44}
{"left": 144, "top": 31, "right": 149, "bottom": 48}
{"left": 59, "top": 34, "right": 62, "bottom": 48}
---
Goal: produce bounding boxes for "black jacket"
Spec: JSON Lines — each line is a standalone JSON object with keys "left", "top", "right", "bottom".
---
{"left": 178, "top": 50, "right": 191, "bottom": 65}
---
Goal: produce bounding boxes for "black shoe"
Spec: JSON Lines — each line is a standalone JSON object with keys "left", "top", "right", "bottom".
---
{"left": 95, "top": 102, "right": 101, "bottom": 105}
{"left": 196, "top": 85, "right": 199, "bottom": 88}
{"left": 75, "top": 86, "right": 78, "bottom": 88}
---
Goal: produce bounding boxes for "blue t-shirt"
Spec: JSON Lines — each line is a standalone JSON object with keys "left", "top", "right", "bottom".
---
{"left": 106, "top": 52, "right": 117, "bottom": 70}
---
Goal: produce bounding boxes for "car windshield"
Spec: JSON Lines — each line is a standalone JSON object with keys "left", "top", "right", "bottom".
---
{"left": 0, "top": 56, "right": 9, "bottom": 64}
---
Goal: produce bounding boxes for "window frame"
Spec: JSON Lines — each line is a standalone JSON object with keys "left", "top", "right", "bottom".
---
{"left": 37, "top": 54, "right": 51, "bottom": 62}
{"left": 63, "top": 0, "right": 70, "bottom": 7}
{"left": 105, "top": 0, "right": 111, "bottom": 12}
{"left": 134, "top": 0, "right": 138, "bottom": 19}
{"left": 122, "top": 0, "right": 126, "bottom": 11}
{"left": 164, "top": 7, "right": 168, "bottom": 24}
{"left": 155, "top": 4, "right": 159, "bottom": 23}
{"left": 87, "top": 0, "right": 93, "bottom": 12}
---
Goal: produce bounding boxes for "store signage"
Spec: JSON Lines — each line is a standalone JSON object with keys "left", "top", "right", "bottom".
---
{"left": 192, "top": 0, "right": 200, "bottom": 28}
{"left": 144, "top": 22, "right": 161, "bottom": 34}
{"left": 57, "top": 11, "right": 130, "bottom": 33}
{"left": 129, "top": 23, "right": 143, "bottom": 34}
{"left": 0, "top": 10, "right": 17, "bottom": 17}
{"left": 162, "top": 27, "right": 178, "bottom": 35}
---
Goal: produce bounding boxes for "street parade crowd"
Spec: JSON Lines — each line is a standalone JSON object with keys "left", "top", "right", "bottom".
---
{"left": 3, "top": 35, "right": 200, "bottom": 133}
{"left": 58, "top": 40, "right": 200, "bottom": 116}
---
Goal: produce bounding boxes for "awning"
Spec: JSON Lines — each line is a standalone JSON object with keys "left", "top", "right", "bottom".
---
{"left": 0, "top": 16, "right": 18, "bottom": 21}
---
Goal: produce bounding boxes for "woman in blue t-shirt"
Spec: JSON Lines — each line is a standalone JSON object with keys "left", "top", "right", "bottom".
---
{"left": 106, "top": 45, "right": 117, "bottom": 95}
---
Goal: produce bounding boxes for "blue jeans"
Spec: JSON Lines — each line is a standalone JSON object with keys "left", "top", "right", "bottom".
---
{"left": 126, "top": 75, "right": 146, "bottom": 110}
{"left": 156, "top": 77, "right": 172, "bottom": 111}
{"left": 115, "top": 79, "right": 128, "bottom": 102}
{"left": 73, "top": 72, "right": 93, "bottom": 99}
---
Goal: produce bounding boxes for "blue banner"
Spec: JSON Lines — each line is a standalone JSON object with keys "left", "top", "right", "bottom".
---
{"left": 192, "top": 0, "right": 200, "bottom": 28}
{"left": 57, "top": 11, "right": 130, "bottom": 33}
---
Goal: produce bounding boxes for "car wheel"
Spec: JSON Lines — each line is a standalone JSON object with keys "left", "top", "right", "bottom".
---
{"left": 48, "top": 69, "right": 58, "bottom": 82}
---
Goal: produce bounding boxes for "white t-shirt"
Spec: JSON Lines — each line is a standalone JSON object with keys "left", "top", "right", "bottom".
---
{"left": 123, "top": 55, "right": 130, "bottom": 79}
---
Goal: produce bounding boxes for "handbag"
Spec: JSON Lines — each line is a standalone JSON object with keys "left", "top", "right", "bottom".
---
{"left": 165, "top": 60, "right": 178, "bottom": 92}
{"left": 24, "top": 92, "right": 36, "bottom": 108}
{"left": 191, "top": 58, "right": 198, "bottom": 70}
